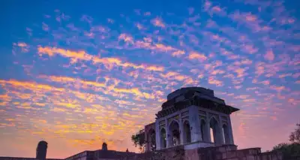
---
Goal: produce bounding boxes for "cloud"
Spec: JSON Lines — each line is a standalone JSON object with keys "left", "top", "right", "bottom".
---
{"left": 264, "top": 50, "right": 275, "bottom": 61}
{"left": 0, "top": 79, "right": 65, "bottom": 92}
{"left": 17, "top": 42, "right": 27, "bottom": 47}
{"left": 208, "top": 76, "right": 223, "bottom": 86}
{"left": 241, "top": 44, "right": 258, "bottom": 54}
{"left": 118, "top": 33, "right": 134, "bottom": 44}
{"left": 40, "top": 75, "right": 156, "bottom": 100}
{"left": 188, "top": 51, "right": 207, "bottom": 61}
{"left": 38, "top": 46, "right": 164, "bottom": 71}
{"left": 135, "top": 23, "right": 144, "bottom": 30}
{"left": 172, "top": 50, "right": 185, "bottom": 57}
{"left": 151, "top": 18, "right": 165, "bottom": 28}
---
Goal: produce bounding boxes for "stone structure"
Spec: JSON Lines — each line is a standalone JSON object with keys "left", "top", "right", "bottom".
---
{"left": 65, "top": 143, "right": 137, "bottom": 160}
{"left": 144, "top": 87, "right": 238, "bottom": 152}
{"left": 0, "top": 142, "right": 136, "bottom": 160}
{"left": 124, "top": 145, "right": 282, "bottom": 160}
{"left": 36, "top": 141, "right": 48, "bottom": 160}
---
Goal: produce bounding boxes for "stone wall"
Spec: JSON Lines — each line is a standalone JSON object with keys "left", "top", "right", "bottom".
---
{"left": 123, "top": 146, "right": 185, "bottom": 160}
{"left": 123, "top": 145, "right": 282, "bottom": 160}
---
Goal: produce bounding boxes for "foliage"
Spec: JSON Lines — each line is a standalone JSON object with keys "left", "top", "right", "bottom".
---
{"left": 289, "top": 123, "right": 300, "bottom": 143}
{"left": 131, "top": 129, "right": 146, "bottom": 151}
{"left": 272, "top": 124, "right": 300, "bottom": 159}
{"left": 272, "top": 143, "right": 300, "bottom": 159}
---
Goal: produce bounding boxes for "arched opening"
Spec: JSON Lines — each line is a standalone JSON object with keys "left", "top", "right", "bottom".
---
{"left": 210, "top": 128, "right": 214, "bottom": 143}
{"left": 200, "top": 119, "right": 206, "bottom": 141}
{"left": 148, "top": 129, "right": 156, "bottom": 151}
{"left": 183, "top": 121, "right": 191, "bottom": 144}
{"left": 169, "top": 121, "right": 180, "bottom": 146}
{"left": 209, "top": 117, "right": 218, "bottom": 144}
{"left": 222, "top": 124, "right": 230, "bottom": 144}
{"left": 160, "top": 128, "right": 166, "bottom": 149}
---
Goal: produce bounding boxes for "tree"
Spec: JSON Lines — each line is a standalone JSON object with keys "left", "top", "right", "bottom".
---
{"left": 272, "top": 124, "right": 300, "bottom": 159}
{"left": 289, "top": 123, "right": 300, "bottom": 143}
{"left": 272, "top": 143, "right": 300, "bottom": 159}
{"left": 131, "top": 129, "right": 145, "bottom": 152}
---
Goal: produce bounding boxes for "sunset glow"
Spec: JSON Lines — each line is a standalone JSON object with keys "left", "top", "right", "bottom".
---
{"left": 0, "top": 0, "right": 299, "bottom": 158}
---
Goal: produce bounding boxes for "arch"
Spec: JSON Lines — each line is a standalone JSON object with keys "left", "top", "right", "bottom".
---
{"left": 169, "top": 120, "right": 180, "bottom": 146}
{"left": 209, "top": 117, "right": 219, "bottom": 144}
{"left": 222, "top": 124, "right": 230, "bottom": 144}
{"left": 148, "top": 129, "right": 156, "bottom": 151}
{"left": 183, "top": 120, "right": 191, "bottom": 144}
{"left": 160, "top": 128, "right": 166, "bottom": 149}
{"left": 200, "top": 119, "right": 207, "bottom": 141}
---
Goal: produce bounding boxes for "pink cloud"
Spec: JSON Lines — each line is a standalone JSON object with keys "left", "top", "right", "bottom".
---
{"left": 245, "top": 14, "right": 257, "bottom": 22}
{"left": 264, "top": 50, "right": 275, "bottom": 61}
{"left": 151, "top": 18, "right": 165, "bottom": 28}
{"left": 135, "top": 23, "right": 144, "bottom": 30}
{"left": 241, "top": 44, "right": 258, "bottom": 54}
{"left": 270, "top": 85, "right": 286, "bottom": 92}
{"left": 118, "top": 33, "right": 134, "bottom": 44}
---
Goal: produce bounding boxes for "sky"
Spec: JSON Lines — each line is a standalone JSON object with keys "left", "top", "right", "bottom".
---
{"left": 0, "top": 0, "right": 300, "bottom": 158}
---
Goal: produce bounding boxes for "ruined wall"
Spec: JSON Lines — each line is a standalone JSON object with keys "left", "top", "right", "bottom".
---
{"left": 123, "top": 146, "right": 185, "bottom": 160}
{"left": 123, "top": 145, "right": 282, "bottom": 160}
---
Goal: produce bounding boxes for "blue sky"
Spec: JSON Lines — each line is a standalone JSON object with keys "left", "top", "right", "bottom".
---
{"left": 0, "top": 0, "right": 299, "bottom": 158}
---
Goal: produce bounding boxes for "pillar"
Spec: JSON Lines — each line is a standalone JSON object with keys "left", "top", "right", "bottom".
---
{"left": 179, "top": 112, "right": 184, "bottom": 145}
{"left": 228, "top": 116, "right": 235, "bottom": 144}
{"left": 206, "top": 112, "right": 211, "bottom": 143}
{"left": 155, "top": 121, "right": 161, "bottom": 150}
{"left": 165, "top": 118, "right": 170, "bottom": 148}
{"left": 188, "top": 105, "right": 201, "bottom": 142}
{"left": 218, "top": 115, "right": 225, "bottom": 145}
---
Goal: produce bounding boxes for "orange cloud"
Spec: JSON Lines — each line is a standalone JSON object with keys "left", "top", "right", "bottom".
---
{"left": 17, "top": 42, "right": 27, "bottom": 47}
{"left": 160, "top": 71, "right": 193, "bottom": 83}
{"left": 172, "top": 50, "right": 185, "bottom": 57}
{"left": 118, "top": 33, "right": 134, "bottom": 43}
{"left": 38, "top": 46, "right": 164, "bottom": 72}
{"left": 38, "top": 46, "right": 92, "bottom": 62}
{"left": 40, "top": 75, "right": 156, "bottom": 99}
{"left": 208, "top": 76, "right": 223, "bottom": 86}
{"left": 0, "top": 79, "right": 65, "bottom": 92}
{"left": 188, "top": 51, "right": 207, "bottom": 61}
{"left": 113, "top": 87, "right": 154, "bottom": 99}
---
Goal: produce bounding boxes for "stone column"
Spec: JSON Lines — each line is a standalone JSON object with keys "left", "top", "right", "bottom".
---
{"left": 155, "top": 120, "right": 161, "bottom": 150}
{"left": 228, "top": 116, "right": 235, "bottom": 144}
{"left": 179, "top": 112, "right": 184, "bottom": 145}
{"left": 218, "top": 115, "right": 225, "bottom": 145}
{"left": 189, "top": 105, "right": 201, "bottom": 142}
{"left": 165, "top": 118, "right": 170, "bottom": 148}
{"left": 206, "top": 112, "right": 211, "bottom": 143}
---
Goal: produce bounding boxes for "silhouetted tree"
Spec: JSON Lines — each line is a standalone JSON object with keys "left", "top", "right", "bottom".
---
{"left": 131, "top": 129, "right": 145, "bottom": 152}
{"left": 272, "top": 143, "right": 300, "bottom": 159}
{"left": 272, "top": 124, "right": 300, "bottom": 159}
{"left": 289, "top": 123, "right": 300, "bottom": 143}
